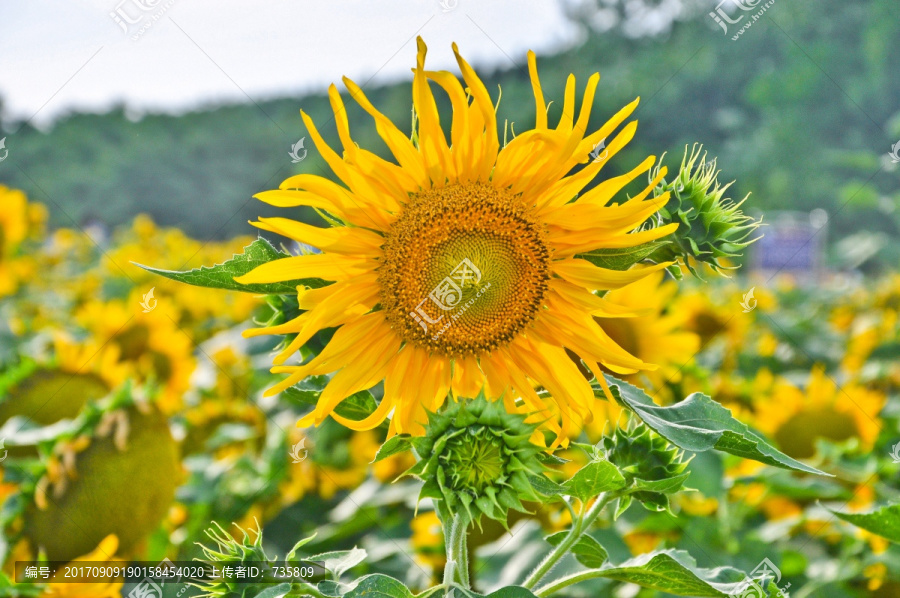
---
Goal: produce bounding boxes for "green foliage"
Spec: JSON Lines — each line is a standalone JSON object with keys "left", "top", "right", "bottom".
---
{"left": 830, "top": 503, "right": 900, "bottom": 543}
{"left": 560, "top": 459, "right": 626, "bottom": 503}
{"left": 604, "top": 374, "right": 829, "bottom": 476}
{"left": 282, "top": 381, "right": 381, "bottom": 427}
{"left": 317, "top": 574, "right": 412, "bottom": 597}
{"left": 135, "top": 237, "right": 328, "bottom": 294}
{"left": 576, "top": 241, "right": 669, "bottom": 272}
{"left": 545, "top": 531, "right": 609, "bottom": 568}
{"left": 540, "top": 549, "right": 747, "bottom": 597}
{"left": 307, "top": 548, "right": 368, "bottom": 579}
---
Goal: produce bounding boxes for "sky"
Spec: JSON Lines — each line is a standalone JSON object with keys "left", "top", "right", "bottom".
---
{"left": 0, "top": 0, "right": 578, "bottom": 129}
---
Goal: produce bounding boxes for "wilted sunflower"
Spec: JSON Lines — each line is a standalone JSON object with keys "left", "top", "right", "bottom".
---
{"left": 237, "top": 38, "right": 677, "bottom": 440}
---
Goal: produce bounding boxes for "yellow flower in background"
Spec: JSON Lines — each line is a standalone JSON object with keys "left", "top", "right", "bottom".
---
{"left": 411, "top": 511, "right": 445, "bottom": 570}
{"left": 109, "top": 215, "right": 258, "bottom": 328}
{"left": 40, "top": 535, "right": 122, "bottom": 598}
{"left": 594, "top": 270, "right": 699, "bottom": 392}
{"left": 0, "top": 335, "right": 128, "bottom": 427}
{"left": 236, "top": 38, "right": 678, "bottom": 441}
{"left": 872, "top": 273, "right": 900, "bottom": 314}
{"left": 0, "top": 186, "right": 29, "bottom": 255}
{"left": 76, "top": 292, "right": 196, "bottom": 412}
{"left": 676, "top": 289, "right": 747, "bottom": 350}
{"left": 0, "top": 186, "right": 44, "bottom": 296}
{"left": 753, "top": 366, "right": 885, "bottom": 459}
{"left": 841, "top": 311, "right": 896, "bottom": 374}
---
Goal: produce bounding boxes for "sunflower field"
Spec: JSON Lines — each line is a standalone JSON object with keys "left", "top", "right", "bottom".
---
{"left": 2, "top": 2, "right": 900, "bottom": 597}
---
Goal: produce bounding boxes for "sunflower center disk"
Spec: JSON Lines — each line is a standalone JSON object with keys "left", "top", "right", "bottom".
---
{"left": 380, "top": 183, "right": 551, "bottom": 357}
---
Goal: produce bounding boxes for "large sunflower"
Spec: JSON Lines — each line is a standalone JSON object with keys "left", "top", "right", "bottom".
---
{"left": 237, "top": 38, "right": 677, "bottom": 441}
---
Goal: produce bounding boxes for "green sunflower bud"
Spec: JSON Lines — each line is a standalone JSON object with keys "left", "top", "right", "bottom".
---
{"left": 192, "top": 522, "right": 276, "bottom": 597}
{"left": 602, "top": 424, "right": 690, "bottom": 512}
{"left": 650, "top": 144, "right": 761, "bottom": 278}
{"left": 407, "top": 394, "right": 547, "bottom": 527}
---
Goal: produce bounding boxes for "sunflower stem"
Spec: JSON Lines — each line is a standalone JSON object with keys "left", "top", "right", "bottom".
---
{"left": 533, "top": 569, "right": 609, "bottom": 597}
{"left": 442, "top": 514, "right": 470, "bottom": 593}
{"left": 521, "top": 492, "right": 616, "bottom": 590}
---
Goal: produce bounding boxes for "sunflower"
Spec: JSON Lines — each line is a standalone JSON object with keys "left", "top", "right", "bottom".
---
{"left": 752, "top": 366, "right": 885, "bottom": 459}
{"left": 675, "top": 288, "right": 748, "bottom": 349}
{"left": 236, "top": 38, "right": 678, "bottom": 441}
{"left": 0, "top": 335, "right": 128, "bottom": 427}
{"left": 76, "top": 292, "right": 196, "bottom": 413}
{"left": 592, "top": 270, "right": 699, "bottom": 392}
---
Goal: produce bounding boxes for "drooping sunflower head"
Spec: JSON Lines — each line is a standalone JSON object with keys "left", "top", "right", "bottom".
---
{"left": 0, "top": 335, "right": 127, "bottom": 429}
{"left": 23, "top": 400, "right": 179, "bottom": 561}
{"left": 237, "top": 37, "right": 682, "bottom": 442}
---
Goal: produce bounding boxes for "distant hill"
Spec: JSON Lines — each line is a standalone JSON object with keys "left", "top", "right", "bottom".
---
{"left": 2, "top": 0, "right": 898, "bottom": 268}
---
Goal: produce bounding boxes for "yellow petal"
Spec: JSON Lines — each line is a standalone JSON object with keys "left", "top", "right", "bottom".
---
{"left": 234, "top": 253, "right": 372, "bottom": 285}
{"left": 553, "top": 260, "right": 672, "bottom": 292}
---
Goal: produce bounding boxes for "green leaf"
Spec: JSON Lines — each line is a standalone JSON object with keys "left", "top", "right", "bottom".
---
{"left": 373, "top": 435, "right": 411, "bottom": 463}
{"left": 481, "top": 589, "right": 540, "bottom": 597}
{"left": 283, "top": 385, "right": 381, "bottom": 426}
{"left": 632, "top": 472, "right": 691, "bottom": 494}
{"left": 613, "top": 495, "right": 633, "bottom": 519}
{"left": 577, "top": 240, "right": 669, "bottom": 271}
{"left": 285, "top": 533, "right": 316, "bottom": 563}
{"left": 317, "top": 580, "right": 343, "bottom": 597}
{"left": 134, "top": 237, "right": 329, "bottom": 294}
{"left": 306, "top": 547, "right": 367, "bottom": 578}
{"left": 829, "top": 503, "right": 900, "bottom": 543}
{"left": 581, "top": 549, "right": 747, "bottom": 597}
{"left": 340, "top": 574, "right": 414, "bottom": 597}
{"left": 604, "top": 375, "right": 829, "bottom": 476}
{"left": 535, "top": 451, "right": 568, "bottom": 465}
{"left": 250, "top": 583, "right": 292, "bottom": 598}
{"left": 546, "top": 531, "right": 608, "bottom": 568}
{"left": 561, "top": 459, "right": 626, "bottom": 502}
{"left": 528, "top": 474, "right": 565, "bottom": 498}
{"left": 280, "top": 375, "right": 329, "bottom": 404}
{"left": 453, "top": 588, "right": 539, "bottom": 598}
